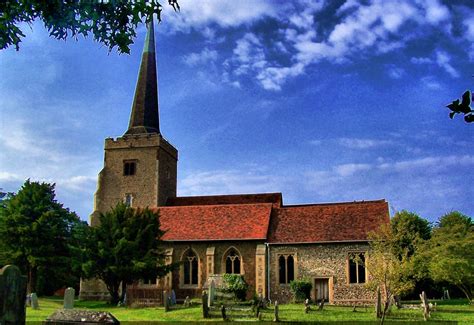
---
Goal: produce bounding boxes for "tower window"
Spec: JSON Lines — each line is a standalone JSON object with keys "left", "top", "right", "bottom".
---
{"left": 123, "top": 161, "right": 136, "bottom": 176}
{"left": 124, "top": 194, "right": 133, "bottom": 207}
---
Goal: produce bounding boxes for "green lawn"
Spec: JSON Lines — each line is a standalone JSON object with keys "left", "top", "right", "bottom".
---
{"left": 26, "top": 297, "right": 474, "bottom": 324}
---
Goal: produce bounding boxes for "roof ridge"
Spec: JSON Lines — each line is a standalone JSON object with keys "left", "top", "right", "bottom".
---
{"left": 282, "top": 199, "right": 386, "bottom": 208}
{"left": 154, "top": 202, "right": 274, "bottom": 209}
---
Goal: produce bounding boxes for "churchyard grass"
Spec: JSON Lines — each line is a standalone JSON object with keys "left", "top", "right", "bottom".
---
{"left": 26, "top": 297, "right": 474, "bottom": 324}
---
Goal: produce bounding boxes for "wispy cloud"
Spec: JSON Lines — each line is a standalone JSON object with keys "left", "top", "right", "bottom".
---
{"left": 435, "top": 50, "right": 459, "bottom": 78}
{"left": 338, "top": 137, "right": 395, "bottom": 149}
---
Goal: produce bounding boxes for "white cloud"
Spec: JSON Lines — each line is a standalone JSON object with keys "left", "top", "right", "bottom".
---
{"left": 334, "top": 163, "right": 372, "bottom": 176}
{"left": 411, "top": 56, "right": 433, "bottom": 64}
{"left": 182, "top": 48, "right": 218, "bottom": 66}
{"left": 435, "top": 50, "right": 459, "bottom": 78}
{"left": 421, "top": 76, "right": 442, "bottom": 90}
{"left": 388, "top": 66, "right": 405, "bottom": 79}
{"left": 222, "top": 0, "right": 458, "bottom": 91}
{"left": 162, "top": 0, "right": 276, "bottom": 32}
{"left": 421, "top": 0, "right": 450, "bottom": 25}
{"left": 179, "top": 169, "right": 285, "bottom": 196}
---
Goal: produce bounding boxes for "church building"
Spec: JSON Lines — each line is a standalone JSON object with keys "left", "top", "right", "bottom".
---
{"left": 79, "top": 22, "right": 389, "bottom": 305}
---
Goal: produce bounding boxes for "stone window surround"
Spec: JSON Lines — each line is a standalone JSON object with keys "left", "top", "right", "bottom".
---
{"left": 179, "top": 248, "right": 201, "bottom": 289}
{"left": 276, "top": 252, "right": 298, "bottom": 286}
{"left": 221, "top": 246, "right": 245, "bottom": 275}
{"left": 346, "top": 251, "right": 367, "bottom": 285}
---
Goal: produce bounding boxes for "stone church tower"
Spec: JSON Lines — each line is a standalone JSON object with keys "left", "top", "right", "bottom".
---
{"left": 90, "top": 21, "right": 178, "bottom": 227}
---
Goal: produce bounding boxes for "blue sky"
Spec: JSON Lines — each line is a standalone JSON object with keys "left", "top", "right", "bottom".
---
{"left": 0, "top": 0, "right": 473, "bottom": 222}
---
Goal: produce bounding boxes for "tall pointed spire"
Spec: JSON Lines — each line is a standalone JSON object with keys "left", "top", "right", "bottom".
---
{"left": 125, "top": 19, "right": 160, "bottom": 135}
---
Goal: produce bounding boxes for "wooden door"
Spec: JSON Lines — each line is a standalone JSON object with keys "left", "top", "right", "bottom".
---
{"left": 314, "top": 278, "right": 329, "bottom": 302}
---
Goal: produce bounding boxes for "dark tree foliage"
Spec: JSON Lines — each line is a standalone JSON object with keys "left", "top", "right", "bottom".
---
{"left": 0, "top": 0, "right": 180, "bottom": 54}
{"left": 446, "top": 90, "right": 474, "bottom": 123}
{"left": 391, "top": 210, "right": 431, "bottom": 258}
{"left": 82, "top": 202, "right": 176, "bottom": 304}
{"left": 0, "top": 180, "right": 83, "bottom": 294}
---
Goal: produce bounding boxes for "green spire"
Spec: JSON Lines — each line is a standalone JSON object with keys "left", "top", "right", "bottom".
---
{"left": 125, "top": 18, "right": 160, "bottom": 135}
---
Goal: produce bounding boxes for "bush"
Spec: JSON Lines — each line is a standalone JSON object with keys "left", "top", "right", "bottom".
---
{"left": 290, "top": 280, "right": 312, "bottom": 302}
{"left": 222, "top": 274, "right": 249, "bottom": 301}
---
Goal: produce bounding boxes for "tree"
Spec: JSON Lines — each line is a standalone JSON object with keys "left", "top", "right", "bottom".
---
{"left": 391, "top": 210, "right": 431, "bottom": 258}
{"left": 427, "top": 211, "right": 474, "bottom": 303}
{"left": 445, "top": 90, "right": 474, "bottom": 123}
{"left": 0, "top": 180, "right": 82, "bottom": 293}
{"left": 82, "top": 202, "right": 175, "bottom": 304}
{"left": 1, "top": 0, "right": 180, "bottom": 54}
{"left": 366, "top": 225, "right": 416, "bottom": 324}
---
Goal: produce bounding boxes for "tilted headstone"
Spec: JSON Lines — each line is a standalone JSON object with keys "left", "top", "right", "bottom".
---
{"left": 420, "top": 291, "right": 431, "bottom": 321}
{"left": 63, "top": 287, "right": 75, "bottom": 309}
{"left": 45, "top": 309, "right": 119, "bottom": 324}
{"left": 208, "top": 280, "right": 215, "bottom": 307}
{"left": 184, "top": 296, "right": 190, "bottom": 308}
{"left": 170, "top": 289, "right": 176, "bottom": 305}
{"left": 0, "top": 265, "right": 27, "bottom": 325}
{"left": 304, "top": 298, "right": 311, "bottom": 313}
{"left": 273, "top": 300, "right": 279, "bottom": 322}
{"left": 30, "top": 292, "right": 39, "bottom": 310}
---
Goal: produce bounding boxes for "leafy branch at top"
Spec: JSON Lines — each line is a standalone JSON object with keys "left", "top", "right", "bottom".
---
{"left": 0, "top": 0, "right": 180, "bottom": 54}
{"left": 446, "top": 90, "right": 474, "bottom": 123}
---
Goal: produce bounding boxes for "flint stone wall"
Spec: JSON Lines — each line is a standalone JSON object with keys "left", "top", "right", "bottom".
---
{"left": 269, "top": 242, "right": 374, "bottom": 305}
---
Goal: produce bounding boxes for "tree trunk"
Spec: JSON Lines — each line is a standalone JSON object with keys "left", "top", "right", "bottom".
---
{"left": 457, "top": 285, "right": 472, "bottom": 305}
{"left": 380, "top": 300, "right": 390, "bottom": 325}
{"left": 28, "top": 265, "right": 37, "bottom": 294}
{"left": 106, "top": 281, "right": 121, "bottom": 305}
{"left": 120, "top": 281, "right": 127, "bottom": 303}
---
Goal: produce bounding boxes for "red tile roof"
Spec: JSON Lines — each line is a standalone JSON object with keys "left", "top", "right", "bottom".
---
{"left": 268, "top": 200, "right": 389, "bottom": 244}
{"left": 155, "top": 203, "right": 273, "bottom": 241}
{"left": 166, "top": 193, "right": 282, "bottom": 207}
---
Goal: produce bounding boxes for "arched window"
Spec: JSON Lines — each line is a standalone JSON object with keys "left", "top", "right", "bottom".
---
{"left": 183, "top": 249, "right": 198, "bottom": 285}
{"left": 225, "top": 249, "right": 241, "bottom": 274}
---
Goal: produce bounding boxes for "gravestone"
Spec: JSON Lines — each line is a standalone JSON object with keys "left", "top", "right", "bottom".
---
{"left": 170, "top": 289, "right": 176, "bottom": 305}
{"left": 208, "top": 280, "right": 215, "bottom": 307}
{"left": 45, "top": 309, "right": 119, "bottom": 324}
{"left": 0, "top": 265, "right": 27, "bottom": 325}
{"left": 202, "top": 291, "right": 210, "bottom": 318}
{"left": 273, "top": 300, "right": 279, "bottom": 322}
{"left": 220, "top": 304, "right": 227, "bottom": 321}
{"left": 420, "top": 291, "right": 431, "bottom": 321}
{"left": 184, "top": 296, "right": 190, "bottom": 308}
{"left": 31, "top": 293, "right": 39, "bottom": 310}
{"left": 64, "top": 287, "right": 75, "bottom": 309}
{"left": 163, "top": 290, "right": 170, "bottom": 312}
{"left": 304, "top": 299, "right": 311, "bottom": 313}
